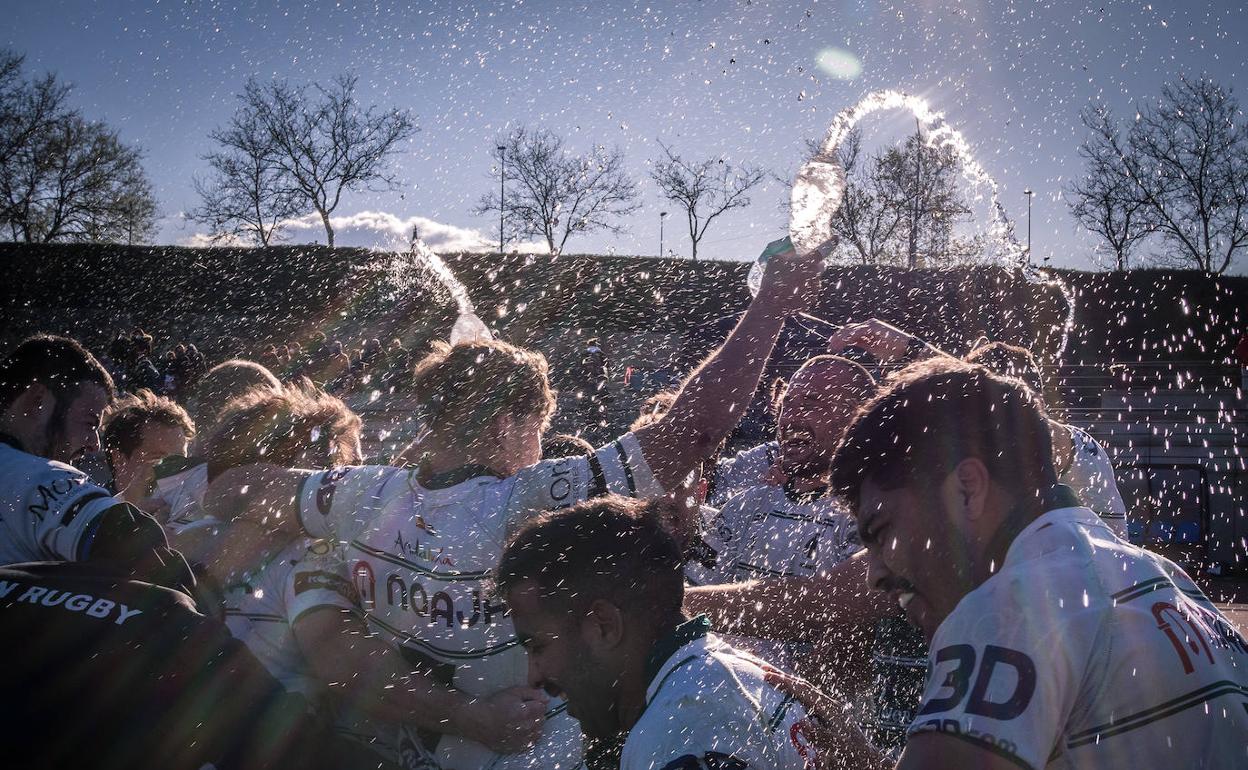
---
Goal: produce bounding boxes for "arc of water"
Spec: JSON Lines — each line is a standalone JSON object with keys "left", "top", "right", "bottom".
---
{"left": 758, "top": 89, "right": 1074, "bottom": 357}
{"left": 409, "top": 239, "right": 492, "bottom": 345}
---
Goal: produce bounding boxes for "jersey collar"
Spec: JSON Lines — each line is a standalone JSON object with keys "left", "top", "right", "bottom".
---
{"left": 642, "top": 614, "right": 711, "bottom": 687}
{"left": 782, "top": 478, "right": 830, "bottom": 505}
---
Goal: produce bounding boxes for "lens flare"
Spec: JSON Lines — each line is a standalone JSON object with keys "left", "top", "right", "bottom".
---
{"left": 816, "top": 48, "right": 863, "bottom": 80}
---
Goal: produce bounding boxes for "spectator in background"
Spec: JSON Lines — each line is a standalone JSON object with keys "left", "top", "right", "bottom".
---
{"left": 80, "top": 390, "right": 196, "bottom": 507}
{"left": 577, "top": 337, "right": 612, "bottom": 443}
{"left": 127, "top": 330, "right": 164, "bottom": 394}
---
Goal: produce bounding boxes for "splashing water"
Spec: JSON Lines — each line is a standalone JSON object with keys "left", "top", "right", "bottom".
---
{"left": 408, "top": 239, "right": 492, "bottom": 345}
{"left": 748, "top": 89, "right": 1075, "bottom": 357}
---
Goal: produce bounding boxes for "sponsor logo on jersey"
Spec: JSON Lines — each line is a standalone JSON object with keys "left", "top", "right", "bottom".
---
{"left": 547, "top": 455, "right": 580, "bottom": 507}
{"left": 294, "top": 570, "right": 360, "bottom": 604}
{"left": 1, "top": 580, "right": 143, "bottom": 625}
{"left": 1153, "top": 600, "right": 1248, "bottom": 674}
{"left": 379, "top": 572, "right": 507, "bottom": 628}
{"left": 27, "top": 471, "right": 85, "bottom": 521}
{"left": 918, "top": 644, "right": 1036, "bottom": 721}
{"left": 393, "top": 530, "right": 454, "bottom": 567}
{"left": 316, "top": 468, "right": 351, "bottom": 515}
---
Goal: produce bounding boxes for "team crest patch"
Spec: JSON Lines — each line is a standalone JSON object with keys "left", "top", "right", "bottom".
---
{"left": 316, "top": 468, "right": 350, "bottom": 515}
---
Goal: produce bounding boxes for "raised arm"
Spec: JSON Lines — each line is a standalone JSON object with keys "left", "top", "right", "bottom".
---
{"left": 636, "top": 237, "right": 825, "bottom": 491}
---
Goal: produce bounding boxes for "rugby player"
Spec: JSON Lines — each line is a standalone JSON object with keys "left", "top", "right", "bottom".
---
{"left": 826, "top": 358, "right": 1248, "bottom": 768}
{"left": 0, "top": 335, "right": 192, "bottom": 591}
{"left": 205, "top": 237, "right": 826, "bottom": 767}
{"left": 154, "top": 358, "right": 283, "bottom": 528}
{"left": 686, "top": 356, "right": 876, "bottom": 680}
{"left": 177, "top": 382, "right": 544, "bottom": 767}
{"left": 497, "top": 496, "right": 858, "bottom": 770}
{"left": 0, "top": 560, "right": 327, "bottom": 770}
{"left": 78, "top": 389, "right": 195, "bottom": 506}
{"left": 963, "top": 340, "right": 1128, "bottom": 537}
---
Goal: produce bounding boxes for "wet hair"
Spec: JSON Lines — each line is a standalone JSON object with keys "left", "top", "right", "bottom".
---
{"left": 630, "top": 389, "right": 677, "bottom": 432}
{"left": 0, "top": 334, "right": 115, "bottom": 410}
{"left": 204, "top": 380, "right": 361, "bottom": 479}
{"left": 411, "top": 339, "right": 556, "bottom": 445}
{"left": 542, "top": 432, "right": 595, "bottom": 459}
{"left": 496, "top": 495, "right": 685, "bottom": 619}
{"left": 189, "top": 359, "right": 282, "bottom": 432}
{"left": 830, "top": 357, "right": 1056, "bottom": 511}
{"left": 964, "top": 341, "right": 1044, "bottom": 396}
{"left": 102, "top": 390, "right": 195, "bottom": 457}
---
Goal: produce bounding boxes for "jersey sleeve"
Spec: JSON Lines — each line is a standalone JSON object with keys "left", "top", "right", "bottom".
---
{"left": 19, "top": 464, "right": 133, "bottom": 562}
{"left": 296, "top": 465, "right": 405, "bottom": 542}
{"left": 906, "top": 571, "right": 1108, "bottom": 769}
{"left": 283, "top": 543, "right": 363, "bottom": 626}
{"left": 503, "top": 432, "right": 664, "bottom": 524}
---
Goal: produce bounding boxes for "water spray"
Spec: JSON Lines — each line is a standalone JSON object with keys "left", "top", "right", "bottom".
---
{"left": 750, "top": 89, "right": 1075, "bottom": 357}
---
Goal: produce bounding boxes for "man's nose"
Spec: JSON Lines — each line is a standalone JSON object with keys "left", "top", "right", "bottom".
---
{"left": 85, "top": 429, "right": 101, "bottom": 453}
{"left": 865, "top": 549, "right": 893, "bottom": 593}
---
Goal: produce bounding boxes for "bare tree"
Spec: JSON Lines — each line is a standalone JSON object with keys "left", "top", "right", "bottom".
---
{"left": 1067, "top": 107, "right": 1156, "bottom": 271}
{"left": 190, "top": 110, "right": 302, "bottom": 246}
{"left": 1082, "top": 77, "right": 1248, "bottom": 274}
{"left": 820, "top": 128, "right": 975, "bottom": 267}
{"left": 235, "top": 74, "right": 417, "bottom": 247}
{"left": 826, "top": 129, "right": 907, "bottom": 265}
{"left": 476, "top": 127, "right": 641, "bottom": 255}
{"left": 0, "top": 53, "right": 157, "bottom": 244}
{"left": 650, "top": 141, "right": 767, "bottom": 260}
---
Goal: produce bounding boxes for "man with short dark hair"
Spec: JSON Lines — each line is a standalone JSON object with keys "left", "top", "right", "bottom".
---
{"left": 497, "top": 495, "right": 832, "bottom": 770}
{"left": 0, "top": 335, "right": 192, "bottom": 592}
{"left": 80, "top": 389, "right": 195, "bottom": 505}
{"left": 828, "top": 358, "right": 1248, "bottom": 768}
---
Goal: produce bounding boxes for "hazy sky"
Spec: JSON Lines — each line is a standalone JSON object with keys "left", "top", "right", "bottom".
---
{"left": 7, "top": 0, "right": 1244, "bottom": 268}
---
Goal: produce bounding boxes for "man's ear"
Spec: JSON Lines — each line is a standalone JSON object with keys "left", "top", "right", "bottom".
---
{"left": 583, "top": 598, "right": 626, "bottom": 651}
{"left": 952, "top": 457, "right": 991, "bottom": 521}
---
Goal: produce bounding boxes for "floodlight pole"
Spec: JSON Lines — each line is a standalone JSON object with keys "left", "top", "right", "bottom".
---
{"left": 659, "top": 211, "right": 668, "bottom": 257}
{"left": 1024, "top": 188, "right": 1034, "bottom": 266}
{"left": 498, "top": 145, "right": 507, "bottom": 254}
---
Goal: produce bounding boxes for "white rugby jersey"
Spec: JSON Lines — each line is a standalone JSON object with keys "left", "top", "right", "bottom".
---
{"left": 909, "top": 504, "right": 1248, "bottom": 769}
{"left": 153, "top": 461, "right": 209, "bottom": 528}
{"left": 221, "top": 537, "right": 360, "bottom": 699}
{"left": 296, "top": 433, "right": 663, "bottom": 768}
{"left": 0, "top": 438, "right": 123, "bottom": 565}
{"left": 685, "top": 483, "right": 859, "bottom": 673}
{"left": 621, "top": 617, "right": 821, "bottom": 770}
{"left": 708, "top": 442, "right": 778, "bottom": 507}
{"left": 686, "top": 484, "right": 860, "bottom": 585}
{"left": 1058, "top": 425, "right": 1127, "bottom": 538}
